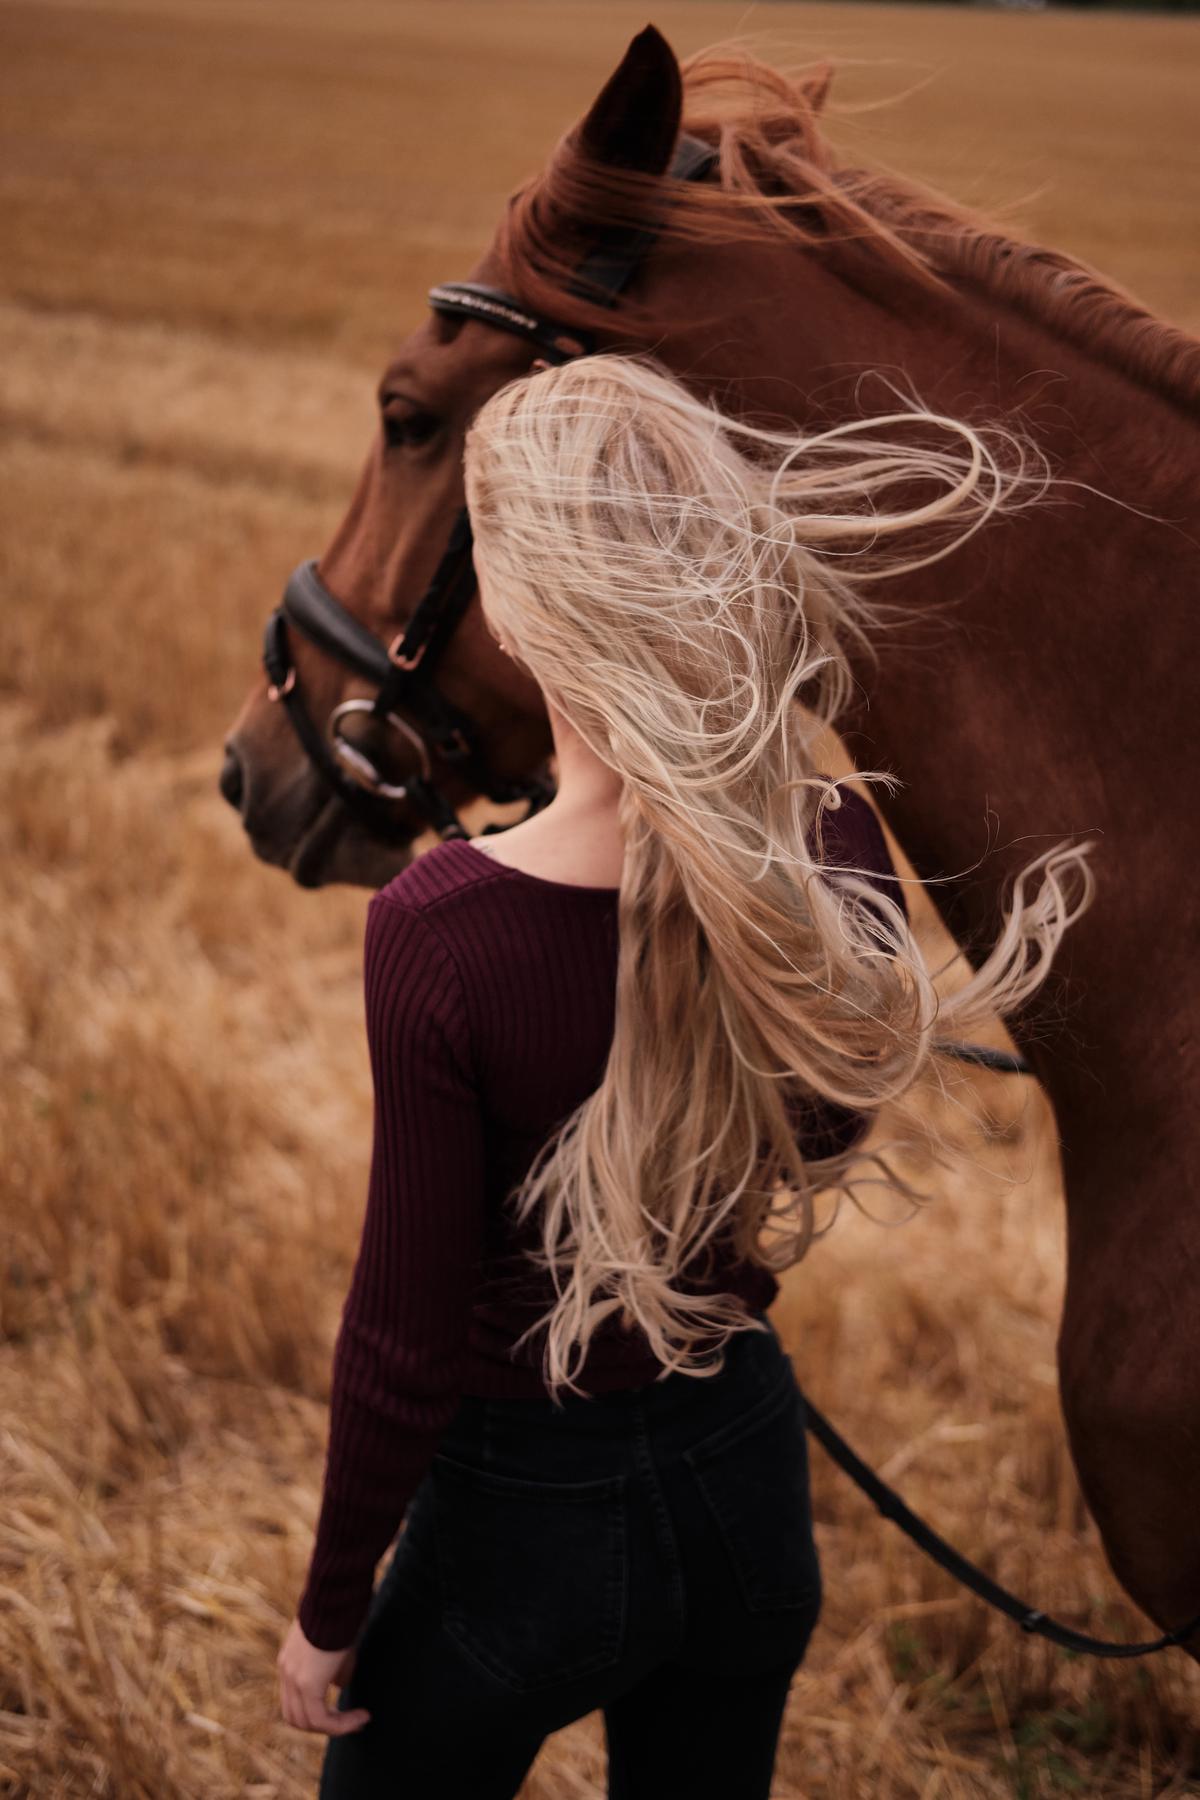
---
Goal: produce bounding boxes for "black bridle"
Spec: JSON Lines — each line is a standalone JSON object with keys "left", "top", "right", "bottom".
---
{"left": 261, "top": 133, "right": 718, "bottom": 847}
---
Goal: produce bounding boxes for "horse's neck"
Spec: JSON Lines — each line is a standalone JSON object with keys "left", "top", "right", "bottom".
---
{"left": 653, "top": 237, "right": 1198, "bottom": 934}
{"left": 669, "top": 236, "right": 1197, "bottom": 487}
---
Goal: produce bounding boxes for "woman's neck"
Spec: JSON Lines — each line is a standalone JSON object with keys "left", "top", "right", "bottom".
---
{"left": 480, "top": 701, "right": 626, "bottom": 888}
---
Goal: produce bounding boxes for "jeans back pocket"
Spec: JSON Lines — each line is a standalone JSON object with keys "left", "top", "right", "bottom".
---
{"left": 431, "top": 1451, "right": 629, "bottom": 1695}
{"left": 682, "top": 1370, "right": 821, "bottom": 1615}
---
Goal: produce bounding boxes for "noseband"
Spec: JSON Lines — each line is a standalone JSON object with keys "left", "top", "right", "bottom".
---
{"left": 261, "top": 134, "right": 717, "bottom": 846}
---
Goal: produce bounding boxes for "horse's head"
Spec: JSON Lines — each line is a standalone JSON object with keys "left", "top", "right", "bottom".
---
{"left": 223, "top": 21, "right": 1011, "bottom": 891}
{"left": 219, "top": 26, "right": 708, "bottom": 890}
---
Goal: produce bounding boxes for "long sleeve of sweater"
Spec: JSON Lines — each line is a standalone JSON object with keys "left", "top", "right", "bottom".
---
{"left": 296, "top": 894, "right": 484, "bottom": 1652}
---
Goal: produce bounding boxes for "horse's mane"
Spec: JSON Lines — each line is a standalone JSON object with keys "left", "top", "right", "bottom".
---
{"left": 496, "top": 48, "right": 1200, "bottom": 413}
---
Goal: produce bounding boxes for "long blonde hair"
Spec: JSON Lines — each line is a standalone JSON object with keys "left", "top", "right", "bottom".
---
{"left": 462, "top": 353, "right": 1094, "bottom": 1401}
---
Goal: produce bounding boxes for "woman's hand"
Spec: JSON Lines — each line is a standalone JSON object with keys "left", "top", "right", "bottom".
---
{"left": 277, "top": 1617, "right": 371, "bottom": 1736}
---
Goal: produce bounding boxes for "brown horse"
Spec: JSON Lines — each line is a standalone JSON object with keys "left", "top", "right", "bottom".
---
{"left": 220, "top": 29, "right": 1200, "bottom": 1649}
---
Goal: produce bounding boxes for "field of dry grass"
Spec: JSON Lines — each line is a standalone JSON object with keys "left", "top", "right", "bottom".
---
{"left": 2, "top": 2, "right": 1199, "bottom": 1795}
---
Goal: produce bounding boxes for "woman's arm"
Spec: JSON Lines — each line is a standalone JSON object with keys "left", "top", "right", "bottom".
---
{"left": 296, "top": 893, "right": 485, "bottom": 1652}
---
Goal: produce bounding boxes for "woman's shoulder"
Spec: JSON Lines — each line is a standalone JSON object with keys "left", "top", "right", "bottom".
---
{"left": 364, "top": 840, "right": 515, "bottom": 1007}
{"left": 369, "top": 837, "right": 572, "bottom": 1007}
{"left": 362, "top": 843, "right": 505, "bottom": 1055}
{"left": 374, "top": 836, "right": 512, "bottom": 921}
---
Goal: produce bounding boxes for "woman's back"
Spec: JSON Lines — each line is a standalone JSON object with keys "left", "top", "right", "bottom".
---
{"left": 368, "top": 783, "right": 904, "bottom": 1397}
{"left": 296, "top": 787, "right": 902, "bottom": 1649}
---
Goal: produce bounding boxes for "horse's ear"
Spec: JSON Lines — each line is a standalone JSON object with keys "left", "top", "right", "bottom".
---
{"left": 574, "top": 25, "right": 682, "bottom": 175}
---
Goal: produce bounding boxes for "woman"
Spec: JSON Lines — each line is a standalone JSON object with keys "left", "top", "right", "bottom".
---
{"left": 277, "top": 356, "right": 1092, "bottom": 1797}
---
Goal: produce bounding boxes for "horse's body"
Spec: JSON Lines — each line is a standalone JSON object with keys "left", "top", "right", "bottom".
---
{"left": 221, "top": 30, "right": 1200, "bottom": 1644}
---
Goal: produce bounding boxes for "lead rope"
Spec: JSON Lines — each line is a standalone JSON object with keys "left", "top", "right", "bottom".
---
{"left": 800, "top": 1395, "right": 1200, "bottom": 1658}
{"left": 797, "top": 1042, "right": 1200, "bottom": 1657}
{"left": 934, "top": 1041, "right": 1030, "bottom": 1075}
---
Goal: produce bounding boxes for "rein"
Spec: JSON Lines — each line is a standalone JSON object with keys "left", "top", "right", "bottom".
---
{"left": 800, "top": 1397, "right": 1200, "bottom": 1658}
{"left": 260, "top": 135, "right": 1198, "bottom": 1660}
{"left": 802, "top": 1035, "right": 1198, "bottom": 1655}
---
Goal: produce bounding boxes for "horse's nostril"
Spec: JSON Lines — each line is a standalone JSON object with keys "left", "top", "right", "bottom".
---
{"left": 218, "top": 744, "right": 245, "bottom": 813}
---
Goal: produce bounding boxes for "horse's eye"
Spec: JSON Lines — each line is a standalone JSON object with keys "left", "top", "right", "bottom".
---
{"left": 381, "top": 406, "right": 440, "bottom": 452}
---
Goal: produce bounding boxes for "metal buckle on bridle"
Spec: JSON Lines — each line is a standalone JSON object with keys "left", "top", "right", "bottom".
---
{"left": 387, "top": 635, "right": 426, "bottom": 672}
{"left": 327, "top": 697, "right": 432, "bottom": 799}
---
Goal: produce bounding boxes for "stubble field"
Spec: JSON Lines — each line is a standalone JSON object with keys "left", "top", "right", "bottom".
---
{"left": 2, "top": 1, "right": 1199, "bottom": 1795}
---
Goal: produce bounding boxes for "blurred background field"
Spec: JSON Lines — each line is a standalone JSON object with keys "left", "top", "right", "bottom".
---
{"left": 1, "top": 2, "right": 1198, "bottom": 1795}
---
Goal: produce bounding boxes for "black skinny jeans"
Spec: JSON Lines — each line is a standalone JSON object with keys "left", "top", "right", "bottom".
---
{"left": 318, "top": 1310, "right": 821, "bottom": 1799}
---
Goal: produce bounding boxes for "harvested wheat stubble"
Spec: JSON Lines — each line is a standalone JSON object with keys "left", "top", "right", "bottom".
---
{"left": 2, "top": 1, "right": 1198, "bottom": 1795}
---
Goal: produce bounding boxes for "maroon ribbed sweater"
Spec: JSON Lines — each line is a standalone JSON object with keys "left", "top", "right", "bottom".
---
{"left": 297, "top": 789, "right": 905, "bottom": 1649}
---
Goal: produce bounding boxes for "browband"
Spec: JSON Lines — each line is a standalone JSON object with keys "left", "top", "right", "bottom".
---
{"left": 427, "top": 131, "right": 717, "bottom": 361}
